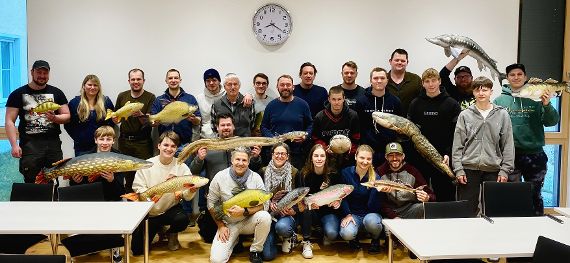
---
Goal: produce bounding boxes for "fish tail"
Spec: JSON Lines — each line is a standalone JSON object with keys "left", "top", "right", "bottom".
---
{"left": 105, "top": 109, "right": 114, "bottom": 120}
{"left": 121, "top": 193, "right": 140, "bottom": 201}
{"left": 34, "top": 169, "right": 49, "bottom": 184}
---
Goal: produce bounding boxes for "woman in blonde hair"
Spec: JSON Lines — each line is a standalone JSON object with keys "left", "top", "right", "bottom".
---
{"left": 64, "top": 74, "right": 114, "bottom": 156}
{"left": 339, "top": 144, "right": 383, "bottom": 254}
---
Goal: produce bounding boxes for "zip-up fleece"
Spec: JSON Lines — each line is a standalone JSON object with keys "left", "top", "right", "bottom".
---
{"left": 451, "top": 104, "right": 515, "bottom": 178}
{"left": 493, "top": 85, "right": 559, "bottom": 154}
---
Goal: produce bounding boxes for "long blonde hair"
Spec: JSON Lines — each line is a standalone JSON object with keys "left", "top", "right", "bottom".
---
{"left": 355, "top": 144, "right": 376, "bottom": 183}
{"left": 78, "top": 74, "right": 106, "bottom": 122}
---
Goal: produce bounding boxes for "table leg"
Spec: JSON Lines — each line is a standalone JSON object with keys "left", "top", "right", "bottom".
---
{"left": 144, "top": 219, "right": 149, "bottom": 263}
{"left": 49, "top": 234, "right": 58, "bottom": 254}
{"left": 124, "top": 233, "right": 130, "bottom": 263}
{"left": 387, "top": 229, "right": 393, "bottom": 263}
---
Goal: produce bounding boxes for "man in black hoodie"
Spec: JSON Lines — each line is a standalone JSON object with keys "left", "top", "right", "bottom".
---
{"left": 407, "top": 68, "right": 460, "bottom": 202}
{"left": 312, "top": 86, "right": 360, "bottom": 169}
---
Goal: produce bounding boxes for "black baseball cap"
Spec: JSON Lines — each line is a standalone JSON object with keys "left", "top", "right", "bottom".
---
{"left": 454, "top": 66, "right": 472, "bottom": 76}
{"left": 32, "top": 60, "right": 50, "bottom": 70}
{"left": 505, "top": 63, "right": 526, "bottom": 74}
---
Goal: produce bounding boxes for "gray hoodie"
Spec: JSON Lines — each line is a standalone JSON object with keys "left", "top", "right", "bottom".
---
{"left": 451, "top": 104, "right": 514, "bottom": 178}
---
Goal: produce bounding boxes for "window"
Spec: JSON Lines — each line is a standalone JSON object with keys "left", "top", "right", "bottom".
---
{"left": 542, "top": 144, "right": 561, "bottom": 207}
{"left": 0, "top": 139, "right": 22, "bottom": 201}
{"left": 544, "top": 96, "right": 560, "bottom": 132}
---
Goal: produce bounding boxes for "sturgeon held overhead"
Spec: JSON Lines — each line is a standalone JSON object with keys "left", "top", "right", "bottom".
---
{"left": 426, "top": 34, "right": 506, "bottom": 82}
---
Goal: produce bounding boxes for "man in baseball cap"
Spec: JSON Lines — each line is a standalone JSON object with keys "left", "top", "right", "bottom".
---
{"left": 32, "top": 60, "right": 50, "bottom": 71}
{"left": 440, "top": 49, "right": 474, "bottom": 110}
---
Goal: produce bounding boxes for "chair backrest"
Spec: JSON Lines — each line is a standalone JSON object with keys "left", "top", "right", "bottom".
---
{"left": 0, "top": 254, "right": 66, "bottom": 263}
{"left": 10, "top": 183, "right": 54, "bottom": 201}
{"left": 533, "top": 235, "right": 570, "bottom": 263}
{"left": 482, "top": 182, "right": 535, "bottom": 217}
{"left": 423, "top": 200, "right": 474, "bottom": 219}
{"left": 58, "top": 182, "right": 105, "bottom": 201}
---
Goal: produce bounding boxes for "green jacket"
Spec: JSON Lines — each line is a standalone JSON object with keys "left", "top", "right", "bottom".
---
{"left": 493, "top": 84, "right": 559, "bottom": 154}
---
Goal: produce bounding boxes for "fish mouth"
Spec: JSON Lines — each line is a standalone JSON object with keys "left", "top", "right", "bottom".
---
{"left": 425, "top": 37, "right": 447, "bottom": 47}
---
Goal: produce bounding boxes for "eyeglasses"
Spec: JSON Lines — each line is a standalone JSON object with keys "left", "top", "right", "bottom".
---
{"left": 255, "top": 81, "right": 268, "bottom": 86}
{"left": 273, "top": 152, "right": 288, "bottom": 157}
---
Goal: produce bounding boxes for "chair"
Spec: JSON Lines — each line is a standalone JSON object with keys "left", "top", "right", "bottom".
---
{"left": 423, "top": 200, "right": 474, "bottom": 219}
{"left": 58, "top": 183, "right": 124, "bottom": 260}
{"left": 0, "top": 183, "right": 54, "bottom": 254}
{"left": 482, "top": 182, "right": 535, "bottom": 217}
{"left": 532, "top": 236, "right": 570, "bottom": 263}
{"left": 0, "top": 254, "right": 66, "bottom": 263}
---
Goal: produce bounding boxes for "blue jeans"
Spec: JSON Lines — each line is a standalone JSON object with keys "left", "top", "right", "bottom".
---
{"left": 300, "top": 210, "right": 339, "bottom": 242}
{"left": 262, "top": 216, "right": 295, "bottom": 261}
{"left": 339, "top": 213, "right": 383, "bottom": 241}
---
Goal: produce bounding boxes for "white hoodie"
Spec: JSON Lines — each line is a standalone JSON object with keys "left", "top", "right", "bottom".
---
{"left": 196, "top": 87, "right": 226, "bottom": 138}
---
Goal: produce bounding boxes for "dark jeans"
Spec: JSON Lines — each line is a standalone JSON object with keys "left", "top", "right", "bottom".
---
{"left": 131, "top": 204, "right": 189, "bottom": 255}
{"left": 456, "top": 169, "right": 500, "bottom": 216}
{"left": 262, "top": 216, "right": 296, "bottom": 261}
{"left": 19, "top": 138, "right": 63, "bottom": 184}
{"left": 300, "top": 210, "right": 339, "bottom": 242}
{"left": 118, "top": 138, "right": 154, "bottom": 193}
{"left": 509, "top": 151, "right": 548, "bottom": 216}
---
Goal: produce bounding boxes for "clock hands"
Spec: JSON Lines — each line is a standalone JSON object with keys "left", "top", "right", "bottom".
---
{"left": 265, "top": 21, "right": 284, "bottom": 33}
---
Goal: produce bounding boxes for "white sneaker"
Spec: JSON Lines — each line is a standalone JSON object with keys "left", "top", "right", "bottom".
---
{"left": 282, "top": 234, "right": 297, "bottom": 253}
{"left": 301, "top": 240, "right": 313, "bottom": 259}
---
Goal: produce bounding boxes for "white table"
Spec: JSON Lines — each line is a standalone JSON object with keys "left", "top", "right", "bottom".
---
{"left": 383, "top": 216, "right": 570, "bottom": 262}
{"left": 0, "top": 201, "right": 153, "bottom": 263}
{"left": 554, "top": 207, "right": 570, "bottom": 217}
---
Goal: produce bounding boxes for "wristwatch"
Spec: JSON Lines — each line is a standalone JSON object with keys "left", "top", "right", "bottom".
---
{"left": 243, "top": 207, "right": 250, "bottom": 216}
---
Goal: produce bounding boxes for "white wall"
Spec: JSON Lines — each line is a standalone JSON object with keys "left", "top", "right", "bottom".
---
{"left": 27, "top": 0, "right": 520, "bottom": 157}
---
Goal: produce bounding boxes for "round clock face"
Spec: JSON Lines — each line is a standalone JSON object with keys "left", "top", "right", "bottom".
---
{"left": 252, "top": 4, "right": 292, "bottom": 46}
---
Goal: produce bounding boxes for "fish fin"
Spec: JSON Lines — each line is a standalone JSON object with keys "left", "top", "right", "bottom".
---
{"left": 151, "top": 195, "right": 161, "bottom": 203}
{"left": 105, "top": 109, "right": 114, "bottom": 120}
{"left": 528, "top": 77, "right": 543, "bottom": 84}
{"left": 249, "top": 200, "right": 260, "bottom": 206}
{"left": 444, "top": 47, "right": 451, "bottom": 57}
{"left": 121, "top": 193, "right": 140, "bottom": 201}
{"left": 34, "top": 170, "right": 49, "bottom": 184}
{"left": 51, "top": 158, "right": 72, "bottom": 167}
{"left": 477, "top": 60, "right": 484, "bottom": 71}
{"left": 271, "top": 217, "right": 277, "bottom": 222}
{"left": 544, "top": 78, "right": 559, "bottom": 84}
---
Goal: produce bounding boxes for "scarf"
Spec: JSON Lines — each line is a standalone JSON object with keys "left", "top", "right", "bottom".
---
{"left": 229, "top": 167, "right": 251, "bottom": 195}
{"left": 264, "top": 160, "right": 292, "bottom": 193}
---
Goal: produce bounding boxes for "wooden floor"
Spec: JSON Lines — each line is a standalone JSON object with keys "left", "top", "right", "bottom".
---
{"left": 26, "top": 225, "right": 423, "bottom": 263}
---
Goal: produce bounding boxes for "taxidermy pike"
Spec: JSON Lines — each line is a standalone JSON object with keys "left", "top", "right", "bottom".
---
{"left": 361, "top": 180, "right": 426, "bottom": 194}
{"left": 30, "top": 99, "right": 61, "bottom": 114}
{"left": 105, "top": 101, "right": 144, "bottom": 122}
{"left": 35, "top": 152, "right": 153, "bottom": 184}
{"left": 212, "top": 189, "right": 273, "bottom": 220}
{"left": 149, "top": 100, "right": 198, "bottom": 125}
{"left": 372, "top": 112, "right": 455, "bottom": 180}
{"left": 303, "top": 184, "right": 354, "bottom": 210}
{"left": 121, "top": 175, "right": 209, "bottom": 202}
{"left": 269, "top": 187, "right": 310, "bottom": 220}
{"left": 512, "top": 77, "right": 570, "bottom": 101}
{"left": 176, "top": 131, "right": 308, "bottom": 164}
{"left": 426, "top": 34, "right": 506, "bottom": 82}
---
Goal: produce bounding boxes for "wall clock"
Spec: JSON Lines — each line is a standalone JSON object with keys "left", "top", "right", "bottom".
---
{"left": 252, "top": 4, "right": 292, "bottom": 46}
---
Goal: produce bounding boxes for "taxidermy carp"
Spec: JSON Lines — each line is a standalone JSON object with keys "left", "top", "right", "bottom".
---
{"left": 303, "top": 184, "right": 354, "bottom": 210}
{"left": 149, "top": 100, "right": 198, "bottom": 125}
{"left": 426, "top": 34, "right": 506, "bottom": 82}
{"left": 176, "top": 131, "right": 308, "bottom": 164}
{"left": 512, "top": 78, "right": 570, "bottom": 101}
{"left": 35, "top": 152, "right": 153, "bottom": 184}
{"left": 122, "top": 175, "right": 209, "bottom": 202}
{"left": 105, "top": 101, "right": 144, "bottom": 122}
{"left": 372, "top": 112, "right": 455, "bottom": 180}
{"left": 213, "top": 189, "right": 273, "bottom": 219}
{"left": 30, "top": 99, "right": 61, "bottom": 114}
{"left": 269, "top": 187, "right": 310, "bottom": 219}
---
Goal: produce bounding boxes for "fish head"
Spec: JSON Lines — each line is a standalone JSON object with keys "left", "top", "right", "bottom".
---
{"left": 342, "top": 184, "right": 355, "bottom": 195}
{"left": 260, "top": 190, "right": 274, "bottom": 202}
{"left": 118, "top": 158, "right": 154, "bottom": 172}
{"left": 371, "top": 112, "right": 403, "bottom": 131}
{"left": 426, "top": 34, "right": 452, "bottom": 48}
{"left": 279, "top": 131, "right": 308, "bottom": 141}
{"left": 187, "top": 175, "right": 209, "bottom": 188}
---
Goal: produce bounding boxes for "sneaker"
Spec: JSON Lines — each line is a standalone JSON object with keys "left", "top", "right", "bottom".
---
{"left": 249, "top": 251, "right": 263, "bottom": 263}
{"left": 167, "top": 233, "right": 180, "bottom": 251}
{"left": 368, "top": 239, "right": 381, "bottom": 254}
{"left": 301, "top": 240, "right": 314, "bottom": 259}
{"left": 282, "top": 234, "right": 297, "bottom": 253}
{"left": 348, "top": 240, "right": 362, "bottom": 250}
{"left": 322, "top": 236, "right": 332, "bottom": 246}
{"left": 111, "top": 247, "right": 123, "bottom": 263}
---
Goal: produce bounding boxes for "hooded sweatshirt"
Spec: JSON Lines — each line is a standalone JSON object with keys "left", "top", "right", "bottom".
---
{"left": 493, "top": 84, "right": 559, "bottom": 154}
{"left": 451, "top": 104, "right": 515, "bottom": 178}
{"left": 196, "top": 88, "right": 226, "bottom": 138}
{"left": 357, "top": 87, "right": 402, "bottom": 151}
{"left": 407, "top": 88, "right": 461, "bottom": 156}
{"left": 312, "top": 101, "right": 360, "bottom": 155}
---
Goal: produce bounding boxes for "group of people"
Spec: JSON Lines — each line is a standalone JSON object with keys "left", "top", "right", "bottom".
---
{"left": 4, "top": 47, "right": 559, "bottom": 263}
